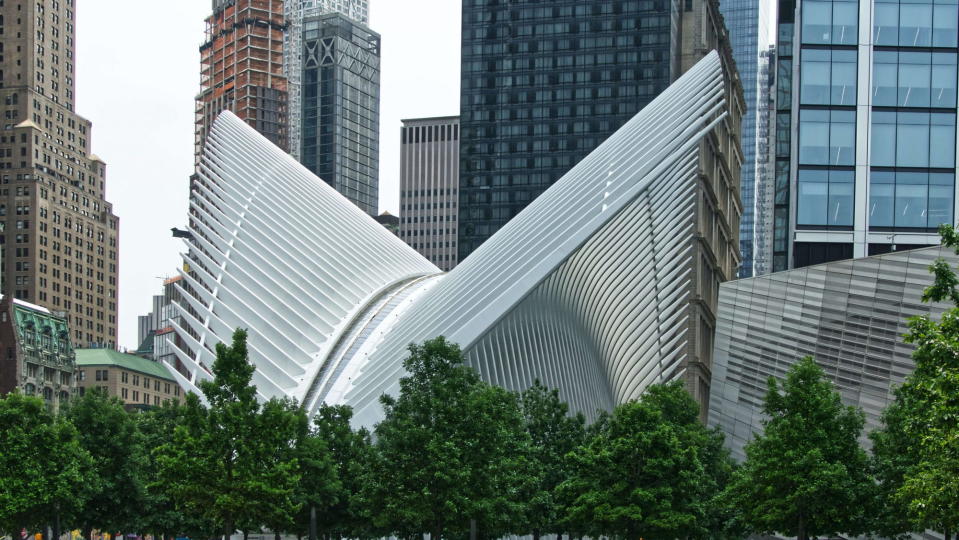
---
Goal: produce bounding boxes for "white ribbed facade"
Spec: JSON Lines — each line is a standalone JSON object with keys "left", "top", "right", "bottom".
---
{"left": 170, "top": 52, "right": 729, "bottom": 425}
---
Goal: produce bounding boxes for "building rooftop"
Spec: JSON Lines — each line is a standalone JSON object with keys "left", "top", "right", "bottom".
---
{"left": 75, "top": 348, "right": 176, "bottom": 380}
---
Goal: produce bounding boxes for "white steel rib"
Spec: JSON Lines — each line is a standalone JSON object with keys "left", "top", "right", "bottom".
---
{"left": 168, "top": 51, "right": 728, "bottom": 425}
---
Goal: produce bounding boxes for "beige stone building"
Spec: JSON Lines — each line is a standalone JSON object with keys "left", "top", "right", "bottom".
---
{"left": 75, "top": 349, "right": 184, "bottom": 409}
{"left": 0, "top": 0, "right": 120, "bottom": 348}
{"left": 680, "top": 0, "right": 747, "bottom": 417}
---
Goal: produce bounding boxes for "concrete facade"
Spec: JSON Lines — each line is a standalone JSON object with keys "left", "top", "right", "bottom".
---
{"left": 399, "top": 116, "right": 459, "bottom": 271}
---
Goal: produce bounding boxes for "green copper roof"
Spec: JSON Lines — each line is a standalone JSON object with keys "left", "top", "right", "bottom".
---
{"left": 74, "top": 349, "right": 175, "bottom": 380}
{"left": 13, "top": 302, "right": 70, "bottom": 338}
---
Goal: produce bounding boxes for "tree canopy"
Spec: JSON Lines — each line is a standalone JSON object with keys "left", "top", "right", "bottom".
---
{"left": 560, "top": 381, "right": 732, "bottom": 539}
{"left": 0, "top": 392, "right": 93, "bottom": 537}
{"left": 724, "top": 357, "right": 873, "bottom": 540}
{"left": 360, "top": 336, "right": 533, "bottom": 539}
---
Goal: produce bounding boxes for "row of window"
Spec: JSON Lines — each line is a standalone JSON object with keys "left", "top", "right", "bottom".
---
{"left": 799, "top": 49, "right": 958, "bottom": 108}
{"left": 797, "top": 110, "right": 956, "bottom": 169}
{"left": 802, "top": 0, "right": 959, "bottom": 48}
{"left": 796, "top": 168, "right": 954, "bottom": 229}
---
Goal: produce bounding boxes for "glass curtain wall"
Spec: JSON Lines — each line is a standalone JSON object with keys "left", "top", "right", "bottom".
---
{"left": 869, "top": 0, "right": 958, "bottom": 233}
{"left": 795, "top": 0, "right": 858, "bottom": 230}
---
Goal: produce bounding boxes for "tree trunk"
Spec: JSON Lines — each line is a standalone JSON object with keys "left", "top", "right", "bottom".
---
{"left": 532, "top": 529, "right": 539, "bottom": 540}
{"left": 431, "top": 521, "right": 442, "bottom": 540}
{"left": 224, "top": 520, "right": 233, "bottom": 540}
{"left": 797, "top": 514, "right": 807, "bottom": 540}
{"left": 309, "top": 506, "right": 316, "bottom": 540}
{"left": 242, "top": 531, "right": 248, "bottom": 540}
{"left": 469, "top": 520, "right": 477, "bottom": 540}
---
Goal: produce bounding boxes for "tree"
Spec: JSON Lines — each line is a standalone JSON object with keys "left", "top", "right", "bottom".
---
{"left": 518, "top": 380, "right": 586, "bottom": 540}
{"left": 559, "top": 382, "right": 731, "bottom": 540}
{"left": 310, "top": 403, "right": 371, "bottom": 539}
{"left": 723, "top": 356, "right": 873, "bottom": 540}
{"left": 360, "top": 336, "right": 533, "bottom": 539}
{"left": 154, "top": 329, "right": 302, "bottom": 539}
{"left": 137, "top": 401, "right": 209, "bottom": 540}
{"left": 870, "top": 224, "right": 959, "bottom": 539}
{"left": 63, "top": 388, "right": 143, "bottom": 538}
{"left": 257, "top": 397, "right": 314, "bottom": 539}
{"left": 0, "top": 392, "right": 93, "bottom": 538}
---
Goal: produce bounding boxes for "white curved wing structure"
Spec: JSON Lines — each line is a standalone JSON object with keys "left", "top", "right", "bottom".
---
{"left": 169, "top": 51, "right": 728, "bottom": 424}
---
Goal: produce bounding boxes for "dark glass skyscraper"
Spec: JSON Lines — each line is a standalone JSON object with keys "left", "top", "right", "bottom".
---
{"left": 301, "top": 12, "right": 381, "bottom": 215}
{"left": 458, "top": 0, "right": 678, "bottom": 259}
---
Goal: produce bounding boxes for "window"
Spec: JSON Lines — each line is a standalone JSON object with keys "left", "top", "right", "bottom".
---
{"left": 799, "top": 109, "right": 856, "bottom": 165}
{"left": 874, "top": 51, "right": 958, "bottom": 108}
{"left": 874, "top": 0, "right": 958, "bottom": 47}
{"left": 870, "top": 170, "right": 954, "bottom": 228}
{"left": 802, "top": 0, "right": 858, "bottom": 45}
{"left": 797, "top": 168, "right": 855, "bottom": 226}
{"left": 871, "top": 111, "right": 956, "bottom": 168}
{"left": 801, "top": 48, "right": 857, "bottom": 105}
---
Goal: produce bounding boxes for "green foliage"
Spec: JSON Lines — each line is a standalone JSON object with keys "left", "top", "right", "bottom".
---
{"left": 870, "top": 223, "right": 959, "bottom": 537}
{"left": 360, "top": 336, "right": 533, "bottom": 539}
{"left": 518, "top": 380, "right": 586, "bottom": 540}
{"left": 559, "top": 382, "right": 734, "bottom": 539}
{"left": 137, "top": 401, "right": 210, "bottom": 538}
{"left": 724, "top": 357, "right": 873, "bottom": 540}
{"left": 310, "top": 403, "right": 372, "bottom": 538}
{"left": 0, "top": 392, "right": 93, "bottom": 536}
{"left": 154, "top": 329, "right": 302, "bottom": 538}
{"left": 63, "top": 389, "right": 143, "bottom": 535}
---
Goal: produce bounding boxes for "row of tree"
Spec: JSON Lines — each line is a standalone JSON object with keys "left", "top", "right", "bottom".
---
{"left": 3, "top": 229, "right": 959, "bottom": 540}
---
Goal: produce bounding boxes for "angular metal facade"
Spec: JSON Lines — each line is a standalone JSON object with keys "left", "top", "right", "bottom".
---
{"left": 708, "top": 245, "right": 956, "bottom": 461}
{"left": 170, "top": 52, "right": 730, "bottom": 426}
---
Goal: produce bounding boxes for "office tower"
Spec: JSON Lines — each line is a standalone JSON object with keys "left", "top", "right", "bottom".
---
{"left": 718, "top": 0, "right": 773, "bottom": 277}
{"left": 285, "top": 0, "right": 370, "bottom": 160}
{"left": 299, "top": 12, "right": 380, "bottom": 215}
{"left": 400, "top": 116, "right": 459, "bottom": 271}
{"left": 0, "top": 296, "right": 75, "bottom": 409}
{"left": 458, "top": 0, "right": 744, "bottom": 415}
{"left": 0, "top": 0, "right": 120, "bottom": 349}
{"left": 196, "top": 0, "right": 288, "bottom": 161}
{"left": 75, "top": 349, "right": 184, "bottom": 408}
{"left": 753, "top": 46, "right": 777, "bottom": 275}
{"left": 708, "top": 245, "right": 954, "bottom": 460}
{"left": 772, "top": 0, "right": 959, "bottom": 271}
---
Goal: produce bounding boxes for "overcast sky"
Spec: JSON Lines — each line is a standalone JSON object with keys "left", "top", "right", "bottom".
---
{"left": 75, "top": 1, "right": 461, "bottom": 350}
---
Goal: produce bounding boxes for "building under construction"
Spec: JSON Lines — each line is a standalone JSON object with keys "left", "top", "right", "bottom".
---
{"left": 196, "top": 0, "right": 289, "bottom": 160}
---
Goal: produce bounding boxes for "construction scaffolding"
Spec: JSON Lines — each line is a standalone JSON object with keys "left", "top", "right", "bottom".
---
{"left": 196, "top": 0, "right": 289, "bottom": 163}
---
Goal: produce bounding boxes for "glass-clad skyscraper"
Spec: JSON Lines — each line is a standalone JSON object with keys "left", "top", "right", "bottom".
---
{"left": 285, "top": 0, "right": 370, "bottom": 161}
{"left": 300, "top": 12, "right": 381, "bottom": 215}
{"left": 719, "top": 0, "right": 773, "bottom": 277}
{"left": 458, "top": 0, "right": 678, "bottom": 259}
{"left": 773, "top": 0, "right": 959, "bottom": 270}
